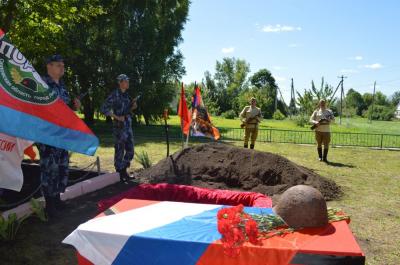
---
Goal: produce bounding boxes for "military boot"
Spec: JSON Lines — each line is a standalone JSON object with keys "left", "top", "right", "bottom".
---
{"left": 317, "top": 147, "right": 323, "bottom": 161}
{"left": 54, "top": 194, "right": 68, "bottom": 210}
{"left": 250, "top": 144, "right": 255, "bottom": 149}
{"left": 323, "top": 148, "right": 329, "bottom": 163}
{"left": 244, "top": 144, "right": 248, "bottom": 148}
{"left": 45, "top": 196, "right": 57, "bottom": 219}
{"left": 118, "top": 168, "right": 129, "bottom": 183}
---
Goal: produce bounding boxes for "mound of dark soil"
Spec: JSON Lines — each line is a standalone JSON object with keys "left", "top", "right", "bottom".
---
{"left": 139, "top": 143, "right": 341, "bottom": 201}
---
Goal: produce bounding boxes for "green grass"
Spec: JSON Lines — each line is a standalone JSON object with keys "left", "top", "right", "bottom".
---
{"left": 162, "top": 115, "right": 400, "bottom": 134}
{"left": 69, "top": 117, "right": 400, "bottom": 265}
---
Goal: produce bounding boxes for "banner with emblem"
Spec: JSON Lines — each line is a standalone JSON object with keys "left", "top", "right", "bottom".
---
{"left": 0, "top": 29, "right": 98, "bottom": 155}
{"left": 191, "top": 85, "right": 220, "bottom": 140}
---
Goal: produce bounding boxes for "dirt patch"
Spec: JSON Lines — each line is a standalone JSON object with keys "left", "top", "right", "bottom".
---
{"left": 139, "top": 142, "right": 342, "bottom": 201}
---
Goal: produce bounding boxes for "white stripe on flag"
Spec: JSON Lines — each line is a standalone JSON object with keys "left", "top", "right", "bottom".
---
{"left": 63, "top": 201, "right": 220, "bottom": 265}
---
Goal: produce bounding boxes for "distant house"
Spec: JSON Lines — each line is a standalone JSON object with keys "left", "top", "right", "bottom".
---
{"left": 396, "top": 103, "right": 400, "bottom": 119}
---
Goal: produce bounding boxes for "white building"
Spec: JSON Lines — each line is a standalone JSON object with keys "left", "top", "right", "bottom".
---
{"left": 396, "top": 103, "right": 400, "bottom": 119}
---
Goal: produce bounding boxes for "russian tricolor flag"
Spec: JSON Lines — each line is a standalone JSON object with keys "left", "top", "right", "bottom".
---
{"left": 63, "top": 200, "right": 303, "bottom": 265}
{"left": 0, "top": 29, "right": 98, "bottom": 155}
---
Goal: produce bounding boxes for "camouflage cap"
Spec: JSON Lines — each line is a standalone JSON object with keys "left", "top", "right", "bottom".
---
{"left": 117, "top": 74, "right": 129, "bottom": 82}
{"left": 46, "top": 54, "right": 64, "bottom": 64}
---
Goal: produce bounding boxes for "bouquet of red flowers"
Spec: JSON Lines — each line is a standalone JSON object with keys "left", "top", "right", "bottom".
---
{"left": 217, "top": 204, "right": 263, "bottom": 256}
{"left": 217, "top": 204, "right": 349, "bottom": 257}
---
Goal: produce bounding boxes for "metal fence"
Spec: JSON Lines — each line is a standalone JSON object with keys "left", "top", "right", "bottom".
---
{"left": 134, "top": 125, "right": 400, "bottom": 149}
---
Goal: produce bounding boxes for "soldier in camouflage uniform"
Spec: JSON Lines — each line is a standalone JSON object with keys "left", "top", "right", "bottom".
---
{"left": 101, "top": 74, "right": 137, "bottom": 182}
{"left": 38, "top": 55, "right": 80, "bottom": 218}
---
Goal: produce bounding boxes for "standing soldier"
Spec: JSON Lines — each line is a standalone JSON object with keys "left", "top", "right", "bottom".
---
{"left": 101, "top": 74, "right": 137, "bottom": 182}
{"left": 239, "top": 97, "right": 263, "bottom": 149}
{"left": 310, "top": 99, "right": 335, "bottom": 162}
{"left": 38, "top": 54, "right": 81, "bottom": 219}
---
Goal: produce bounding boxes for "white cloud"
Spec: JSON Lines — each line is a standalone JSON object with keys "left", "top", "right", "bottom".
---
{"left": 221, "top": 47, "right": 235, "bottom": 54}
{"left": 262, "top": 24, "right": 302, "bottom": 33}
{"left": 288, "top": 43, "right": 299, "bottom": 48}
{"left": 348, "top": 55, "right": 363, "bottom": 61}
{"left": 340, "top": 69, "right": 359, "bottom": 74}
{"left": 364, "top": 63, "right": 383, "bottom": 69}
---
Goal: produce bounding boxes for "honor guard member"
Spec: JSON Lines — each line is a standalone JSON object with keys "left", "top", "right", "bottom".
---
{"left": 310, "top": 99, "right": 335, "bottom": 162}
{"left": 239, "top": 97, "right": 263, "bottom": 149}
{"left": 101, "top": 74, "right": 137, "bottom": 182}
{"left": 38, "top": 54, "right": 81, "bottom": 218}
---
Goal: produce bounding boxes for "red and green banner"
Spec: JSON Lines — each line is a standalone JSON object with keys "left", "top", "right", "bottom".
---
{"left": 0, "top": 29, "right": 98, "bottom": 155}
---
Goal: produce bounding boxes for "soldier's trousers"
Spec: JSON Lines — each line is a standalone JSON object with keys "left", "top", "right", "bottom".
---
{"left": 113, "top": 125, "right": 134, "bottom": 171}
{"left": 37, "top": 144, "right": 69, "bottom": 197}
{"left": 244, "top": 127, "right": 259, "bottom": 146}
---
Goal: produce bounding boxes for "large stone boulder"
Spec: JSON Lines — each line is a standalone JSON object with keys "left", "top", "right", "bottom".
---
{"left": 273, "top": 185, "right": 328, "bottom": 229}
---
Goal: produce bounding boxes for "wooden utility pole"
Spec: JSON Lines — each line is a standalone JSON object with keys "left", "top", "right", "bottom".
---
{"left": 337, "top": 75, "right": 347, "bottom": 125}
{"left": 289, "top": 78, "right": 296, "bottom": 116}
{"left": 369, "top": 81, "right": 376, "bottom": 123}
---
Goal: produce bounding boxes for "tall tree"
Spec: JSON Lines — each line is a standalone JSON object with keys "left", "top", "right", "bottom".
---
{"left": 345, "top": 88, "right": 365, "bottom": 116}
{"left": 1, "top": 1, "right": 189, "bottom": 124}
{"left": 249, "top": 69, "right": 280, "bottom": 118}
{"left": 391, "top": 91, "right": 400, "bottom": 106}
{"left": 213, "top": 57, "right": 250, "bottom": 114}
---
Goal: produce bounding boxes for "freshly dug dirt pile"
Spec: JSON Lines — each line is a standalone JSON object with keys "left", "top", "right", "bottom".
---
{"left": 139, "top": 143, "right": 341, "bottom": 201}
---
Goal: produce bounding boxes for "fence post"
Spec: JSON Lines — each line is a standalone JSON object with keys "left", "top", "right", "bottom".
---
{"left": 96, "top": 156, "right": 101, "bottom": 175}
{"left": 269, "top": 129, "right": 272, "bottom": 142}
{"left": 380, "top": 134, "right": 383, "bottom": 149}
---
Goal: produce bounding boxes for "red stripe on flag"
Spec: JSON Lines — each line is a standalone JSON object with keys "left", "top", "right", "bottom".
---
{"left": 0, "top": 88, "right": 93, "bottom": 134}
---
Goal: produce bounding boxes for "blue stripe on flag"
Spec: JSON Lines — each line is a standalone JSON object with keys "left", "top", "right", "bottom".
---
{"left": 0, "top": 105, "right": 98, "bottom": 155}
{"left": 112, "top": 206, "right": 275, "bottom": 265}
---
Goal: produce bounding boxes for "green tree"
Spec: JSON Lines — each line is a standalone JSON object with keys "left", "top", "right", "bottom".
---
{"left": 296, "top": 77, "right": 336, "bottom": 116}
{"left": 0, "top": 0, "right": 104, "bottom": 66}
{"left": 363, "top": 93, "right": 374, "bottom": 108}
{"left": 1, "top": 1, "right": 189, "bottom": 124}
{"left": 345, "top": 89, "right": 365, "bottom": 116}
{"left": 390, "top": 91, "right": 400, "bottom": 106}
{"left": 296, "top": 89, "right": 314, "bottom": 115}
{"left": 213, "top": 57, "right": 250, "bottom": 114}
{"left": 249, "top": 69, "right": 283, "bottom": 118}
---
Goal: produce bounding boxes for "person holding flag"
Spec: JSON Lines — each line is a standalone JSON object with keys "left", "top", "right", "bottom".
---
{"left": 0, "top": 29, "right": 99, "bottom": 219}
{"left": 37, "top": 55, "right": 82, "bottom": 218}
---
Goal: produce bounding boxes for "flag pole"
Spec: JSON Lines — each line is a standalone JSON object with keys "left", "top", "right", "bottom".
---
{"left": 185, "top": 123, "right": 191, "bottom": 148}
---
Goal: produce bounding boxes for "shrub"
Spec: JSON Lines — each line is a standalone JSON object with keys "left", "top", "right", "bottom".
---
{"left": 135, "top": 150, "right": 152, "bottom": 168}
{"left": 293, "top": 114, "right": 309, "bottom": 127}
{"left": 273, "top": 110, "right": 285, "bottom": 120}
{"left": 365, "top": 105, "right": 395, "bottom": 121}
{"left": 221, "top": 110, "right": 237, "bottom": 119}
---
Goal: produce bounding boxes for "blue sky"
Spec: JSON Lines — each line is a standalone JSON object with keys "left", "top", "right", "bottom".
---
{"left": 179, "top": 0, "right": 400, "bottom": 103}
